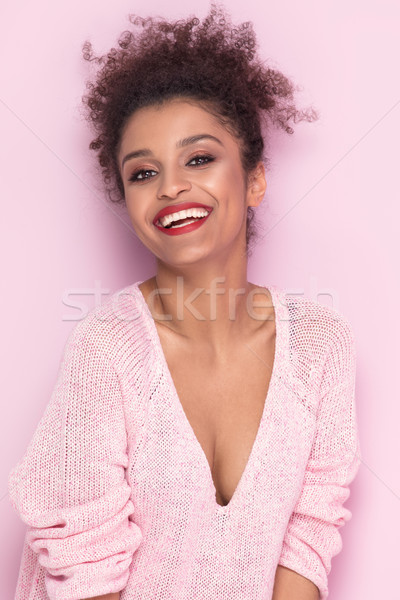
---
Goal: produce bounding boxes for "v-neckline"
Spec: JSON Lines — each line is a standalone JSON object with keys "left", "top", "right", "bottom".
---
{"left": 133, "top": 281, "right": 283, "bottom": 515}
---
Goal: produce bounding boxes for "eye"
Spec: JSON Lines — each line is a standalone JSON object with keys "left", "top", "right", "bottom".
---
{"left": 128, "top": 168, "right": 157, "bottom": 183}
{"left": 187, "top": 154, "right": 215, "bottom": 167}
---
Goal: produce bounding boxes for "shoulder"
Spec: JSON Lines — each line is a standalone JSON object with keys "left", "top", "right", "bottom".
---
{"left": 278, "top": 288, "right": 356, "bottom": 354}
{"left": 272, "top": 287, "right": 357, "bottom": 401}
{"left": 62, "top": 281, "right": 152, "bottom": 363}
{"left": 273, "top": 286, "right": 356, "bottom": 386}
{"left": 281, "top": 290, "right": 357, "bottom": 392}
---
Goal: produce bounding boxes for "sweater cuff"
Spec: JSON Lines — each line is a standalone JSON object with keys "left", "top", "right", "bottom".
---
{"left": 22, "top": 480, "right": 142, "bottom": 600}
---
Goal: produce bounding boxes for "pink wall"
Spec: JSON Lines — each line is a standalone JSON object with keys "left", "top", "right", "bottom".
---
{"left": 2, "top": 1, "right": 399, "bottom": 597}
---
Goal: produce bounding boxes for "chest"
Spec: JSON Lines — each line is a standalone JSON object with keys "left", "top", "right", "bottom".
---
{"left": 156, "top": 325, "right": 276, "bottom": 507}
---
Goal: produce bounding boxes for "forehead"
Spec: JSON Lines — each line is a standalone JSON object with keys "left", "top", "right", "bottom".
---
{"left": 119, "top": 98, "right": 237, "bottom": 152}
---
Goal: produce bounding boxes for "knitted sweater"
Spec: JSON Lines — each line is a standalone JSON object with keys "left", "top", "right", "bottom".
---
{"left": 8, "top": 281, "right": 361, "bottom": 600}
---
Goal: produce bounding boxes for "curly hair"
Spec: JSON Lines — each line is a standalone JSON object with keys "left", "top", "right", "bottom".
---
{"left": 82, "top": 4, "right": 318, "bottom": 252}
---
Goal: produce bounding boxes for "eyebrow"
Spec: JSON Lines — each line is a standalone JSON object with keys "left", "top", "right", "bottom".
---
{"left": 121, "top": 134, "right": 224, "bottom": 169}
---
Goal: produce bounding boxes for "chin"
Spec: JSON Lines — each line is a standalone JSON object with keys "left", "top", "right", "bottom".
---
{"left": 156, "top": 247, "right": 214, "bottom": 268}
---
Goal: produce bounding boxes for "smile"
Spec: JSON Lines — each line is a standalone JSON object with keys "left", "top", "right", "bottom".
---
{"left": 153, "top": 202, "right": 213, "bottom": 236}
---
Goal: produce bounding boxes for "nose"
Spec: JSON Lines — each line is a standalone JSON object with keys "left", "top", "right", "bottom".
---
{"left": 156, "top": 166, "right": 192, "bottom": 200}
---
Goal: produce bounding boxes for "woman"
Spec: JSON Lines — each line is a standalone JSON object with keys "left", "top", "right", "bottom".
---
{"left": 8, "top": 6, "right": 361, "bottom": 600}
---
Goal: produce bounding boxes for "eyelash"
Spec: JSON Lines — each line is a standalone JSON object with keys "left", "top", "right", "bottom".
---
{"left": 128, "top": 154, "right": 215, "bottom": 183}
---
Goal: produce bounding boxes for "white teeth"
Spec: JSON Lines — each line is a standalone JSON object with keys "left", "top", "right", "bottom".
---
{"left": 169, "top": 218, "right": 198, "bottom": 229}
{"left": 159, "top": 207, "right": 209, "bottom": 228}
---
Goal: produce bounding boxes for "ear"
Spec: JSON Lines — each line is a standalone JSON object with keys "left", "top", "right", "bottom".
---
{"left": 246, "top": 161, "right": 267, "bottom": 208}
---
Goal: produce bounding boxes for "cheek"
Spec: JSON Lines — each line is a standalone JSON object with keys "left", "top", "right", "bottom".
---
{"left": 207, "top": 166, "right": 247, "bottom": 218}
{"left": 125, "top": 196, "right": 147, "bottom": 230}
{"left": 203, "top": 161, "right": 245, "bottom": 199}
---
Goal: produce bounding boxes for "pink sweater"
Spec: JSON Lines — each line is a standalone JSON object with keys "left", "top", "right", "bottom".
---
{"left": 8, "top": 281, "right": 361, "bottom": 600}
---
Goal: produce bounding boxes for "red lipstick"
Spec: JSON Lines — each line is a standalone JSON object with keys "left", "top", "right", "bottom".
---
{"left": 153, "top": 202, "right": 213, "bottom": 237}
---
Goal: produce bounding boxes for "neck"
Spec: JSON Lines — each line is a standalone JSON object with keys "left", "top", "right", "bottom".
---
{"left": 142, "top": 249, "right": 273, "bottom": 349}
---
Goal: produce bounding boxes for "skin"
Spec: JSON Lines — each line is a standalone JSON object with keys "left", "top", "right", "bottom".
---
{"left": 118, "top": 98, "right": 269, "bottom": 343}
{"left": 83, "top": 98, "right": 319, "bottom": 599}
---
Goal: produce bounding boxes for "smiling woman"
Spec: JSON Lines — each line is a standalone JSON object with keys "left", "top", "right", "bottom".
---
{"left": 7, "top": 4, "right": 361, "bottom": 600}
{"left": 117, "top": 99, "right": 266, "bottom": 264}
{"left": 82, "top": 4, "right": 317, "bottom": 254}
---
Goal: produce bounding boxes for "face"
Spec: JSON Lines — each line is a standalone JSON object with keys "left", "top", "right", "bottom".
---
{"left": 118, "top": 98, "right": 265, "bottom": 267}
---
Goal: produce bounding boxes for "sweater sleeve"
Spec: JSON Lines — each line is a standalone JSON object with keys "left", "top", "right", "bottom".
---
{"left": 277, "top": 317, "right": 361, "bottom": 599}
{"left": 7, "top": 320, "right": 143, "bottom": 600}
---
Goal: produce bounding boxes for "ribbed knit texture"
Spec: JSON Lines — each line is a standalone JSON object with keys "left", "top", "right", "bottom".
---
{"left": 8, "top": 281, "right": 361, "bottom": 600}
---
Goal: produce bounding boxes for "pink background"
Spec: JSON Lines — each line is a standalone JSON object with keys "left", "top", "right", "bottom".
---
{"left": 1, "top": 0, "right": 399, "bottom": 597}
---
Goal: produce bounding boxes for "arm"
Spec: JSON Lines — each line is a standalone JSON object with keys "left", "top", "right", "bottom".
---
{"left": 8, "top": 319, "right": 142, "bottom": 599}
{"left": 276, "top": 317, "right": 361, "bottom": 600}
{"left": 272, "top": 565, "right": 319, "bottom": 600}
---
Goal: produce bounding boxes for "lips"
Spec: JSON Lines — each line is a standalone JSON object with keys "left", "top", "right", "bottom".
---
{"left": 152, "top": 201, "right": 213, "bottom": 237}
{"left": 152, "top": 201, "right": 213, "bottom": 226}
